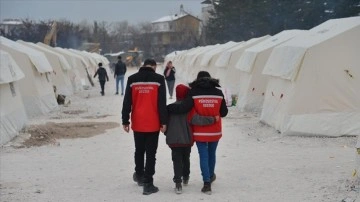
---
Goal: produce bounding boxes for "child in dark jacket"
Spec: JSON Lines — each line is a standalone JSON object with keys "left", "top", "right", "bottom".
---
{"left": 165, "top": 84, "right": 218, "bottom": 194}
{"left": 93, "top": 62, "right": 109, "bottom": 96}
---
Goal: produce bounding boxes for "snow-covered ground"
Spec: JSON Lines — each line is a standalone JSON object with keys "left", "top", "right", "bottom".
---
{"left": 0, "top": 67, "right": 358, "bottom": 202}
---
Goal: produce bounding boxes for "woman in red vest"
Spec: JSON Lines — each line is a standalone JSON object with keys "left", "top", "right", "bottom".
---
{"left": 167, "top": 71, "right": 228, "bottom": 195}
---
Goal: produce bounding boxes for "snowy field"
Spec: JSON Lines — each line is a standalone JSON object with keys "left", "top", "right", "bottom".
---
{"left": 0, "top": 67, "right": 358, "bottom": 202}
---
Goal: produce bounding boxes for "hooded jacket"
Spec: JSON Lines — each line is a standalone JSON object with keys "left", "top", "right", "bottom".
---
{"left": 165, "top": 100, "right": 216, "bottom": 147}
{"left": 167, "top": 77, "right": 228, "bottom": 142}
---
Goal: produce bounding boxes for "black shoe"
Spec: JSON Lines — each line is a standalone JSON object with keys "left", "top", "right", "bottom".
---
{"left": 183, "top": 176, "right": 189, "bottom": 186}
{"left": 201, "top": 182, "right": 212, "bottom": 195}
{"left": 175, "top": 182, "right": 182, "bottom": 194}
{"left": 143, "top": 183, "right": 159, "bottom": 195}
{"left": 133, "top": 172, "right": 144, "bottom": 186}
{"left": 115, "top": 92, "right": 119, "bottom": 95}
{"left": 210, "top": 174, "right": 216, "bottom": 184}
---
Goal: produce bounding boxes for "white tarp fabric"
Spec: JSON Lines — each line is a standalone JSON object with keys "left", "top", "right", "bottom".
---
{"left": 42, "top": 45, "right": 91, "bottom": 90}
{"left": 36, "top": 43, "right": 84, "bottom": 92}
{"left": 234, "top": 30, "right": 306, "bottom": 112}
{"left": 200, "top": 41, "right": 238, "bottom": 67}
{"left": 18, "top": 41, "right": 74, "bottom": 96}
{"left": 0, "top": 50, "right": 25, "bottom": 84}
{"left": 263, "top": 17, "right": 360, "bottom": 81}
{"left": 260, "top": 16, "right": 360, "bottom": 137}
{"left": 0, "top": 36, "right": 53, "bottom": 73}
{"left": 215, "top": 36, "right": 269, "bottom": 68}
{"left": 0, "top": 51, "right": 27, "bottom": 145}
{"left": 236, "top": 30, "right": 305, "bottom": 72}
{"left": 0, "top": 81, "right": 28, "bottom": 145}
{"left": 216, "top": 35, "right": 270, "bottom": 94}
{"left": 1, "top": 37, "right": 58, "bottom": 117}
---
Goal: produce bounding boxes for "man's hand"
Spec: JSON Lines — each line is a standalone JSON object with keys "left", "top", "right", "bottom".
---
{"left": 160, "top": 125, "right": 167, "bottom": 133}
{"left": 123, "top": 125, "right": 130, "bottom": 133}
{"left": 215, "top": 115, "right": 220, "bottom": 122}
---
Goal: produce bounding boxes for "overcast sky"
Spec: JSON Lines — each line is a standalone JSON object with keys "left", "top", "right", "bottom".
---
{"left": 0, "top": 0, "right": 205, "bottom": 24}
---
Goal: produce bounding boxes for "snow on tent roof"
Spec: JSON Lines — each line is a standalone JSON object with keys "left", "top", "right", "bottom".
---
{"left": 0, "top": 36, "right": 53, "bottom": 73}
{"left": 151, "top": 13, "right": 188, "bottom": 23}
{"left": 263, "top": 16, "right": 360, "bottom": 81}
{"left": 35, "top": 42, "right": 72, "bottom": 70}
{"left": 0, "top": 50, "right": 25, "bottom": 84}
{"left": 215, "top": 35, "right": 269, "bottom": 68}
{"left": 200, "top": 41, "right": 238, "bottom": 67}
{"left": 236, "top": 30, "right": 306, "bottom": 73}
{"left": 18, "top": 41, "right": 72, "bottom": 71}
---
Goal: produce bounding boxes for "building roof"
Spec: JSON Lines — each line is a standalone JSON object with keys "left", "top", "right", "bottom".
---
{"left": 151, "top": 12, "right": 200, "bottom": 23}
{"left": 0, "top": 19, "right": 22, "bottom": 25}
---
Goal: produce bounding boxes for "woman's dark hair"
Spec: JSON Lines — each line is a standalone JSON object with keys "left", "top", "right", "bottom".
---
{"left": 196, "top": 71, "right": 211, "bottom": 79}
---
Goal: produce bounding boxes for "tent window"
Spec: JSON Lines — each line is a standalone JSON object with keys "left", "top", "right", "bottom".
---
{"left": 9, "top": 82, "right": 16, "bottom": 97}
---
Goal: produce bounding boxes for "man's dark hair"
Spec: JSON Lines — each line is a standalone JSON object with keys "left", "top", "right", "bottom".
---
{"left": 143, "top": 59, "right": 157, "bottom": 66}
{"left": 118, "top": 55, "right": 122, "bottom": 60}
{"left": 98, "top": 62, "right": 103, "bottom": 67}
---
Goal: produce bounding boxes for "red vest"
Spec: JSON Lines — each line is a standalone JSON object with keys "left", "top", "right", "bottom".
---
{"left": 192, "top": 95, "right": 223, "bottom": 142}
{"left": 130, "top": 82, "right": 161, "bottom": 132}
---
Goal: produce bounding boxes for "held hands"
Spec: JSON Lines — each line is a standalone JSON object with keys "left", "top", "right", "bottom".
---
{"left": 123, "top": 125, "right": 130, "bottom": 133}
{"left": 160, "top": 125, "right": 167, "bottom": 133}
{"left": 214, "top": 115, "right": 220, "bottom": 122}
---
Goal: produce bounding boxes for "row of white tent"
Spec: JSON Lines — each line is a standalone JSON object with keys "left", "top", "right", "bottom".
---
{"left": 165, "top": 16, "right": 360, "bottom": 137}
{"left": 0, "top": 36, "right": 110, "bottom": 145}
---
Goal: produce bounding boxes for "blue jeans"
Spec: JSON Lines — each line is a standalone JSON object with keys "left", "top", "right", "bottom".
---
{"left": 116, "top": 75, "right": 125, "bottom": 94}
{"left": 196, "top": 141, "right": 218, "bottom": 182}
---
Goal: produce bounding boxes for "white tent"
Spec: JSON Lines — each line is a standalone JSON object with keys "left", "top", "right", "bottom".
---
{"left": 214, "top": 35, "right": 270, "bottom": 93}
{"left": 18, "top": 41, "right": 74, "bottom": 96}
{"left": 260, "top": 16, "right": 360, "bottom": 136}
{"left": 234, "top": 30, "right": 306, "bottom": 112}
{"left": 203, "top": 41, "right": 241, "bottom": 77}
{"left": 184, "top": 45, "right": 218, "bottom": 82}
{"left": 37, "top": 43, "right": 90, "bottom": 91}
{"left": 0, "top": 50, "right": 27, "bottom": 145}
{"left": 0, "top": 36, "right": 58, "bottom": 117}
{"left": 173, "top": 47, "right": 199, "bottom": 79}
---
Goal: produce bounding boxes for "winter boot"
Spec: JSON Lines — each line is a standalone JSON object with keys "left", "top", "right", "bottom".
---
{"left": 183, "top": 176, "right": 189, "bottom": 186}
{"left": 175, "top": 182, "right": 182, "bottom": 194}
{"left": 210, "top": 174, "right": 216, "bottom": 184}
{"left": 133, "top": 172, "right": 144, "bottom": 186}
{"left": 143, "top": 183, "right": 159, "bottom": 195}
{"left": 201, "top": 182, "right": 212, "bottom": 195}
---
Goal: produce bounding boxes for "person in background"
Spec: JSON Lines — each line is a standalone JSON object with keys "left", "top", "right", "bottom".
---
{"left": 165, "top": 84, "right": 219, "bottom": 194}
{"left": 93, "top": 62, "right": 109, "bottom": 96}
{"left": 122, "top": 59, "right": 167, "bottom": 195}
{"left": 163, "top": 61, "right": 176, "bottom": 99}
{"left": 114, "top": 55, "right": 127, "bottom": 95}
{"left": 167, "top": 71, "right": 228, "bottom": 195}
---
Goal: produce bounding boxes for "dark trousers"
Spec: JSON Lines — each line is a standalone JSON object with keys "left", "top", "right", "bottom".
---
{"left": 166, "top": 80, "right": 175, "bottom": 97}
{"left": 99, "top": 80, "right": 106, "bottom": 94}
{"left": 134, "top": 131, "right": 159, "bottom": 183}
{"left": 171, "top": 146, "right": 191, "bottom": 183}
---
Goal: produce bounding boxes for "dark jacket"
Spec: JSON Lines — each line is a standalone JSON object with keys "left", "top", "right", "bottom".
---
{"left": 163, "top": 67, "right": 176, "bottom": 81}
{"left": 165, "top": 100, "right": 216, "bottom": 147}
{"left": 122, "top": 66, "right": 167, "bottom": 132}
{"left": 167, "top": 77, "right": 228, "bottom": 142}
{"left": 114, "top": 60, "right": 127, "bottom": 77}
{"left": 94, "top": 67, "right": 109, "bottom": 81}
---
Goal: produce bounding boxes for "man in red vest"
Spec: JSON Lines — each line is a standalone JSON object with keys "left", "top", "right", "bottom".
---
{"left": 122, "top": 59, "right": 167, "bottom": 195}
